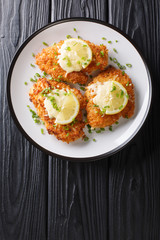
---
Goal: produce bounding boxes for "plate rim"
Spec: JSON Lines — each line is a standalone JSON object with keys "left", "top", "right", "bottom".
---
{"left": 7, "top": 17, "right": 152, "bottom": 162}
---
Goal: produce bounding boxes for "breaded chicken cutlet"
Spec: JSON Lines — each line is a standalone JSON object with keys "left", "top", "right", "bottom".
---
{"left": 35, "top": 40, "right": 108, "bottom": 84}
{"left": 85, "top": 66, "right": 135, "bottom": 128}
{"left": 29, "top": 78, "right": 86, "bottom": 143}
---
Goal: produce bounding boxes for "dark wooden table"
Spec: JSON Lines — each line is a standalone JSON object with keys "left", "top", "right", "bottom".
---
{"left": 1, "top": 0, "right": 160, "bottom": 239}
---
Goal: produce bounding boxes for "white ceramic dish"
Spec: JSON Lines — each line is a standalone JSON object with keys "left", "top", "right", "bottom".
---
{"left": 7, "top": 18, "right": 152, "bottom": 161}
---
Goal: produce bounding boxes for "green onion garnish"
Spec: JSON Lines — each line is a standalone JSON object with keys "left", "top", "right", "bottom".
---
{"left": 30, "top": 64, "right": 35, "bottom": 67}
{"left": 24, "top": 82, "right": 28, "bottom": 85}
{"left": 109, "top": 126, "right": 112, "bottom": 131}
{"left": 108, "top": 41, "right": 112, "bottom": 43}
{"left": 41, "top": 128, "right": 44, "bottom": 134}
{"left": 100, "top": 51, "right": 104, "bottom": 57}
{"left": 32, "top": 53, "right": 35, "bottom": 57}
{"left": 113, "top": 48, "right": 118, "bottom": 53}
{"left": 43, "top": 42, "right": 48, "bottom": 46}
{"left": 66, "top": 35, "right": 72, "bottom": 39}
{"left": 102, "top": 37, "right": 106, "bottom": 40}
{"left": 126, "top": 63, "right": 132, "bottom": 68}
{"left": 96, "top": 62, "right": 100, "bottom": 66}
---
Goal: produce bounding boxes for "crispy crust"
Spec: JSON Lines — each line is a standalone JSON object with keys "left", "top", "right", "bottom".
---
{"left": 35, "top": 40, "right": 108, "bottom": 84}
{"left": 29, "top": 78, "right": 86, "bottom": 143}
{"left": 85, "top": 66, "right": 135, "bottom": 128}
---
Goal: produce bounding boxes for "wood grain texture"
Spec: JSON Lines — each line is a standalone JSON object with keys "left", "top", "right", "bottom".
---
{"left": 108, "top": 0, "right": 160, "bottom": 239}
{"left": 0, "top": 0, "right": 50, "bottom": 239}
{"left": 47, "top": 1, "right": 108, "bottom": 240}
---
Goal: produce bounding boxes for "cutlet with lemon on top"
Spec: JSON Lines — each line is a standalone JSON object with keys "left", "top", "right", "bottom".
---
{"left": 35, "top": 39, "right": 108, "bottom": 84}
{"left": 29, "top": 78, "right": 86, "bottom": 143}
{"left": 85, "top": 66, "right": 135, "bottom": 128}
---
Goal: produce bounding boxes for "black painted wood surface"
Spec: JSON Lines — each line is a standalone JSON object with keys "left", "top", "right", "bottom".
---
{"left": 0, "top": 0, "right": 160, "bottom": 240}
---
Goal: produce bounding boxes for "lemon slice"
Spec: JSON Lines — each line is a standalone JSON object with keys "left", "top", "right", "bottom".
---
{"left": 58, "top": 38, "right": 92, "bottom": 73}
{"left": 44, "top": 89, "right": 80, "bottom": 125}
{"left": 89, "top": 80, "right": 129, "bottom": 115}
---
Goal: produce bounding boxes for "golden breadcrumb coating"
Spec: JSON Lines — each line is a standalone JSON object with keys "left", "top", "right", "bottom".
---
{"left": 85, "top": 66, "right": 135, "bottom": 128}
{"left": 35, "top": 40, "right": 108, "bottom": 84}
{"left": 29, "top": 78, "right": 86, "bottom": 143}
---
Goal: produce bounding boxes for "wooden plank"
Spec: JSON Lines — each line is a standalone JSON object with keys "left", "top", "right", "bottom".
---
{"left": 47, "top": 1, "right": 108, "bottom": 239}
{"left": 108, "top": 0, "right": 160, "bottom": 239}
{"left": 0, "top": 0, "right": 50, "bottom": 239}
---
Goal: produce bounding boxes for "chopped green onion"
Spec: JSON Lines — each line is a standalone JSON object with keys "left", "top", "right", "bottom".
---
{"left": 73, "top": 28, "right": 77, "bottom": 32}
{"left": 100, "top": 51, "right": 104, "bottom": 57}
{"left": 109, "top": 126, "right": 112, "bottom": 131}
{"left": 96, "top": 62, "right": 100, "bottom": 66}
{"left": 113, "top": 58, "right": 118, "bottom": 63}
{"left": 122, "top": 71, "right": 125, "bottom": 76}
{"left": 63, "top": 126, "right": 69, "bottom": 130}
{"left": 24, "top": 82, "right": 28, "bottom": 85}
{"left": 119, "top": 105, "right": 123, "bottom": 110}
{"left": 84, "top": 136, "right": 89, "bottom": 141}
{"left": 65, "top": 46, "right": 71, "bottom": 51}
{"left": 126, "top": 81, "right": 129, "bottom": 86}
{"left": 66, "top": 35, "right": 72, "bottom": 39}
{"left": 66, "top": 133, "right": 69, "bottom": 137}
{"left": 126, "top": 63, "right": 132, "bottom": 68}
{"left": 30, "top": 78, "right": 37, "bottom": 82}
{"left": 32, "top": 53, "right": 35, "bottom": 57}
{"left": 78, "top": 36, "right": 82, "bottom": 39}
{"left": 113, "top": 48, "right": 118, "bottom": 53}
{"left": 96, "top": 129, "right": 101, "bottom": 133}
{"left": 111, "top": 86, "right": 116, "bottom": 92}
{"left": 102, "top": 37, "right": 106, "bottom": 40}
{"left": 83, "top": 44, "right": 87, "bottom": 47}
{"left": 35, "top": 73, "right": 41, "bottom": 77}
{"left": 93, "top": 104, "right": 99, "bottom": 107}
{"left": 43, "top": 42, "right": 48, "bottom": 46}
{"left": 115, "top": 40, "right": 118, "bottom": 43}
{"left": 80, "top": 87, "right": 85, "bottom": 91}
{"left": 108, "top": 41, "right": 112, "bottom": 44}
{"left": 41, "top": 128, "right": 44, "bottom": 134}
{"left": 115, "top": 121, "right": 119, "bottom": 124}
{"left": 100, "top": 128, "right": 105, "bottom": 131}
{"left": 121, "top": 90, "right": 124, "bottom": 97}
{"left": 110, "top": 57, "right": 113, "bottom": 61}
{"left": 30, "top": 63, "right": 35, "bottom": 67}
{"left": 93, "top": 138, "right": 96, "bottom": 142}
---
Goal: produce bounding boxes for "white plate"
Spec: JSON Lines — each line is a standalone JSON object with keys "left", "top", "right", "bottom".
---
{"left": 7, "top": 18, "right": 152, "bottom": 161}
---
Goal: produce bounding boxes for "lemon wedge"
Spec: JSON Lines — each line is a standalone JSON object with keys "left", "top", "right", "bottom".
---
{"left": 44, "top": 89, "right": 80, "bottom": 125}
{"left": 58, "top": 38, "right": 92, "bottom": 73}
{"left": 88, "top": 80, "right": 129, "bottom": 115}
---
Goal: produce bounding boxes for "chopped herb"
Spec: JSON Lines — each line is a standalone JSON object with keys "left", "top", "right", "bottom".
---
{"left": 96, "top": 129, "right": 101, "bottom": 133}
{"left": 78, "top": 36, "right": 82, "bottom": 39}
{"left": 125, "top": 115, "right": 129, "bottom": 119}
{"left": 110, "top": 57, "right": 113, "bottom": 61}
{"left": 43, "top": 42, "right": 48, "bottom": 46}
{"left": 86, "top": 99, "right": 89, "bottom": 103}
{"left": 102, "top": 37, "right": 106, "bottom": 40}
{"left": 80, "top": 87, "right": 85, "bottom": 91}
{"left": 67, "top": 60, "right": 72, "bottom": 67}
{"left": 49, "top": 77, "right": 53, "bottom": 80}
{"left": 126, "top": 63, "right": 132, "bottom": 68}
{"left": 65, "top": 46, "right": 71, "bottom": 51}
{"left": 104, "top": 105, "right": 110, "bottom": 108}
{"left": 119, "top": 105, "right": 123, "bottom": 110}
{"left": 53, "top": 68, "right": 56, "bottom": 71}
{"left": 111, "top": 85, "right": 116, "bottom": 92}
{"left": 121, "top": 90, "right": 124, "bottom": 97}
{"left": 126, "top": 81, "right": 130, "bottom": 86}
{"left": 77, "top": 60, "right": 81, "bottom": 64}
{"left": 113, "top": 48, "right": 118, "bottom": 53}
{"left": 32, "top": 53, "right": 35, "bottom": 57}
{"left": 28, "top": 106, "right": 40, "bottom": 124}
{"left": 116, "top": 93, "right": 119, "bottom": 97}
{"left": 54, "top": 52, "right": 57, "bottom": 55}
{"left": 30, "top": 63, "right": 35, "bottom": 67}
{"left": 100, "top": 128, "right": 105, "bottom": 131}
{"left": 84, "top": 136, "right": 89, "bottom": 141}
{"left": 35, "top": 73, "right": 41, "bottom": 77}
{"left": 24, "top": 82, "right": 28, "bottom": 85}
{"left": 63, "top": 126, "right": 69, "bottom": 130}
{"left": 93, "top": 104, "right": 99, "bottom": 107}
{"left": 81, "top": 57, "right": 86, "bottom": 60}
{"left": 115, "top": 121, "right": 119, "bottom": 124}
{"left": 100, "top": 44, "right": 104, "bottom": 46}
{"left": 93, "top": 138, "right": 96, "bottom": 142}
{"left": 113, "top": 58, "right": 118, "bottom": 63}
{"left": 54, "top": 92, "right": 59, "bottom": 96}
{"left": 126, "top": 93, "right": 129, "bottom": 98}
{"left": 83, "top": 62, "right": 87, "bottom": 65}
{"left": 62, "top": 57, "right": 66, "bottom": 60}
{"left": 73, "top": 28, "right": 77, "bottom": 32}
{"left": 83, "top": 44, "right": 87, "bottom": 47}
{"left": 109, "top": 126, "right": 112, "bottom": 131}
{"left": 41, "top": 88, "right": 51, "bottom": 95}
{"left": 58, "top": 75, "right": 62, "bottom": 79}
{"left": 43, "top": 72, "right": 47, "bottom": 76}
{"left": 66, "top": 133, "right": 69, "bottom": 137}
{"left": 53, "top": 125, "right": 57, "bottom": 127}
{"left": 55, "top": 56, "right": 58, "bottom": 59}
{"left": 89, "top": 75, "right": 93, "bottom": 78}
{"left": 122, "top": 71, "right": 125, "bottom": 76}
{"left": 30, "top": 78, "right": 37, "bottom": 82}
{"left": 66, "top": 35, "right": 72, "bottom": 39}
{"left": 108, "top": 41, "right": 112, "bottom": 44}
{"left": 87, "top": 59, "right": 91, "bottom": 62}
{"left": 96, "top": 62, "right": 101, "bottom": 66}
{"left": 115, "top": 40, "right": 118, "bottom": 43}
{"left": 100, "top": 51, "right": 104, "bottom": 57}
{"left": 41, "top": 128, "right": 44, "bottom": 134}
